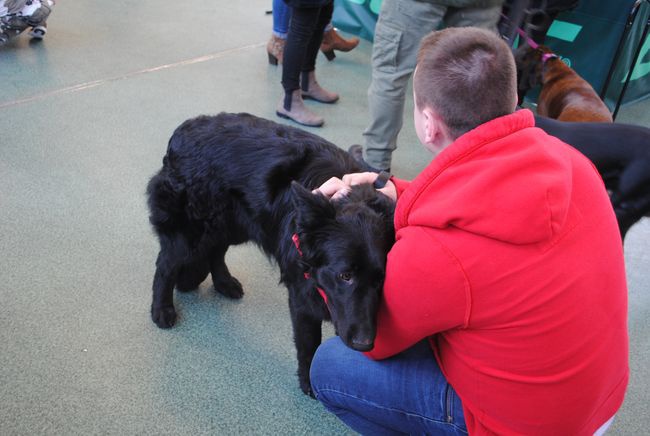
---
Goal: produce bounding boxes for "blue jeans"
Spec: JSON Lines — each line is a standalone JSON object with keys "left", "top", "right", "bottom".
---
{"left": 272, "top": 0, "right": 291, "bottom": 37}
{"left": 310, "top": 337, "right": 467, "bottom": 435}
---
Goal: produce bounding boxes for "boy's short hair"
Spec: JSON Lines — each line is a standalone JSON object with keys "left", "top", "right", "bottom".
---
{"left": 415, "top": 27, "right": 517, "bottom": 139}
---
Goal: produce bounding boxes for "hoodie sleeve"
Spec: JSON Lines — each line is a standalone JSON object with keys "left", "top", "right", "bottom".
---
{"left": 390, "top": 176, "right": 411, "bottom": 198}
{"left": 364, "top": 226, "right": 470, "bottom": 360}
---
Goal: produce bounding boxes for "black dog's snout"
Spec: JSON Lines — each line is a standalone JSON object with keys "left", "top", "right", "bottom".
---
{"left": 351, "top": 336, "right": 374, "bottom": 352}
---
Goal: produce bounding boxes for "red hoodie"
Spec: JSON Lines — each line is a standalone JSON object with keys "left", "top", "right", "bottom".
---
{"left": 365, "top": 109, "right": 628, "bottom": 435}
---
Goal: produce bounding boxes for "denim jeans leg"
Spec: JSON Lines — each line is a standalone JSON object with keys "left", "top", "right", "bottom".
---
{"left": 272, "top": 0, "right": 291, "bottom": 37}
{"left": 310, "top": 337, "right": 467, "bottom": 435}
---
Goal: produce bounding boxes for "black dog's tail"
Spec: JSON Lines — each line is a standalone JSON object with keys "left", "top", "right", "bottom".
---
{"left": 146, "top": 164, "right": 186, "bottom": 234}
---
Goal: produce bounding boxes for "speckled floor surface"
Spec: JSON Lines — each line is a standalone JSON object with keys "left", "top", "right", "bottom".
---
{"left": 1, "top": 1, "right": 648, "bottom": 434}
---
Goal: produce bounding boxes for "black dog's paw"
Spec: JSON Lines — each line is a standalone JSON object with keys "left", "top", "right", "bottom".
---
{"left": 214, "top": 277, "right": 244, "bottom": 299}
{"left": 299, "top": 375, "right": 316, "bottom": 398}
{"left": 151, "top": 304, "right": 177, "bottom": 328}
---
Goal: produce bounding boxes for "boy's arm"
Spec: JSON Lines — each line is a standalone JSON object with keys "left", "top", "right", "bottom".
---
{"left": 389, "top": 176, "right": 411, "bottom": 198}
{"left": 364, "top": 226, "right": 470, "bottom": 360}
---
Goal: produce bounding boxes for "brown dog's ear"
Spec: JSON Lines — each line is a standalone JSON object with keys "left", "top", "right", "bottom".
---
{"left": 290, "top": 181, "right": 336, "bottom": 232}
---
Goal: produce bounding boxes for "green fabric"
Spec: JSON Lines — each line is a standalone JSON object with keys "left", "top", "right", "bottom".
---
{"left": 333, "top": 0, "right": 650, "bottom": 108}
{"left": 332, "top": 0, "right": 503, "bottom": 41}
{"left": 546, "top": 20, "right": 581, "bottom": 43}
{"left": 415, "top": 0, "right": 503, "bottom": 7}
{"left": 542, "top": 0, "right": 650, "bottom": 108}
{"left": 331, "top": 0, "right": 381, "bottom": 41}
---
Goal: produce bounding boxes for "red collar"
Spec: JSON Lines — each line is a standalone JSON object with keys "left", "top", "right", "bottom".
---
{"left": 292, "top": 233, "right": 328, "bottom": 305}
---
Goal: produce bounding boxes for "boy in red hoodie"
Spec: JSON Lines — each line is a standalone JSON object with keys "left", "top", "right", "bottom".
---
{"left": 311, "top": 27, "right": 628, "bottom": 435}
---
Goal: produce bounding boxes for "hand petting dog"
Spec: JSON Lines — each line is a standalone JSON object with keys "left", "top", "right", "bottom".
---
{"left": 315, "top": 172, "right": 397, "bottom": 202}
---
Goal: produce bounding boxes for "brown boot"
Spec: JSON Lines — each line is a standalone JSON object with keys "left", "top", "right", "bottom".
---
{"left": 276, "top": 89, "right": 324, "bottom": 127}
{"left": 320, "top": 28, "right": 360, "bottom": 61}
{"left": 267, "top": 34, "right": 285, "bottom": 65}
{"left": 301, "top": 71, "right": 339, "bottom": 104}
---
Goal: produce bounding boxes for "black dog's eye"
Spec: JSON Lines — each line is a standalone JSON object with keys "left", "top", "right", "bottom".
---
{"left": 338, "top": 272, "right": 353, "bottom": 284}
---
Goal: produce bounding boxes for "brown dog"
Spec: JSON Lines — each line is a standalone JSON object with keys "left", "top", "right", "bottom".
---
{"left": 516, "top": 44, "right": 613, "bottom": 123}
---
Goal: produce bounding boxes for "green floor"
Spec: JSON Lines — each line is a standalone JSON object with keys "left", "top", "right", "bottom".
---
{"left": 1, "top": 1, "right": 648, "bottom": 434}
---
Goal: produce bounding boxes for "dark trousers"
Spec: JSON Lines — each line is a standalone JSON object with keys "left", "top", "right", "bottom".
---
{"left": 281, "top": 2, "right": 333, "bottom": 94}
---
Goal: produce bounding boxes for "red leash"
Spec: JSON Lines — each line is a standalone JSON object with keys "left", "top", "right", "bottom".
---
{"left": 292, "top": 233, "right": 329, "bottom": 305}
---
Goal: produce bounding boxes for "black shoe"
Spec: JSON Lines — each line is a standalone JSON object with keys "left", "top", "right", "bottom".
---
{"left": 348, "top": 144, "right": 363, "bottom": 162}
{"left": 347, "top": 144, "right": 387, "bottom": 173}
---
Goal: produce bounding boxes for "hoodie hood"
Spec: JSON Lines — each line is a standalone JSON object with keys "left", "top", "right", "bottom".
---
{"left": 396, "top": 110, "right": 573, "bottom": 244}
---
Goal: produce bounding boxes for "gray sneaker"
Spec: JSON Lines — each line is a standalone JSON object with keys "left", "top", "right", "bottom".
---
{"left": 29, "top": 25, "right": 47, "bottom": 39}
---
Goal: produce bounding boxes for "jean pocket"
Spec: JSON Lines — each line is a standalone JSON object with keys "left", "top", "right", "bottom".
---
{"left": 444, "top": 384, "right": 455, "bottom": 424}
{"left": 444, "top": 384, "right": 468, "bottom": 434}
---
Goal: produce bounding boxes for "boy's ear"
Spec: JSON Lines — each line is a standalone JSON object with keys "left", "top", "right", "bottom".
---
{"left": 422, "top": 108, "right": 435, "bottom": 144}
{"left": 422, "top": 107, "right": 447, "bottom": 145}
{"left": 290, "top": 181, "right": 336, "bottom": 231}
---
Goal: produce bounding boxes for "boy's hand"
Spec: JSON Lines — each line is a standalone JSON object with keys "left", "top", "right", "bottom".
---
{"left": 313, "top": 172, "right": 397, "bottom": 202}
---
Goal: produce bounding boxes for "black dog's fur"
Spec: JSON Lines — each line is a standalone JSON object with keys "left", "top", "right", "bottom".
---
{"left": 536, "top": 115, "right": 650, "bottom": 239}
{"left": 147, "top": 112, "right": 395, "bottom": 395}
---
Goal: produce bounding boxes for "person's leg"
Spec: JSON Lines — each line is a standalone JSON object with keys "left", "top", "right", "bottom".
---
{"left": 320, "top": 20, "right": 360, "bottom": 60}
{"left": 301, "top": 1, "right": 332, "bottom": 73}
{"left": 23, "top": 0, "right": 52, "bottom": 28}
{"left": 299, "top": 2, "right": 338, "bottom": 103}
{"left": 444, "top": 4, "right": 503, "bottom": 32}
{"left": 272, "top": 0, "right": 291, "bottom": 37}
{"left": 277, "top": 6, "right": 325, "bottom": 126}
{"left": 311, "top": 337, "right": 467, "bottom": 435}
{"left": 0, "top": 17, "right": 9, "bottom": 45}
{"left": 363, "top": 0, "right": 446, "bottom": 171}
{"left": 0, "top": 15, "right": 29, "bottom": 41}
{"left": 29, "top": 22, "right": 47, "bottom": 39}
{"left": 282, "top": 6, "right": 321, "bottom": 95}
{"left": 268, "top": 0, "right": 292, "bottom": 64}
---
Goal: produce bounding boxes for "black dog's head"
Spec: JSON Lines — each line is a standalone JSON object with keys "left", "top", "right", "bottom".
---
{"left": 514, "top": 43, "right": 551, "bottom": 104}
{"left": 290, "top": 182, "right": 395, "bottom": 352}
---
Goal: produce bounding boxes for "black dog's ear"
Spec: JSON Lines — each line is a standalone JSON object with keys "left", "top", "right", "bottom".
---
{"left": 290, "top": 181, "right": 336, "bottom": 231}
{"left": 514, "top": 44, "right": 541, "bottom": 102}
{"left": 367, "top": 191, "right": 396, "bottom": 240}
{"left": 364, "top": 190, "right": 396, "bottom": 221}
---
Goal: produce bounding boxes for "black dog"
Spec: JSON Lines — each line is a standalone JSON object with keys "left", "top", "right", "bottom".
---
{"left": 147, "top": 112, "right": 395, "bottom": 395}
{"left": 536, "top": 115, "right": 650, "bottom": 239}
